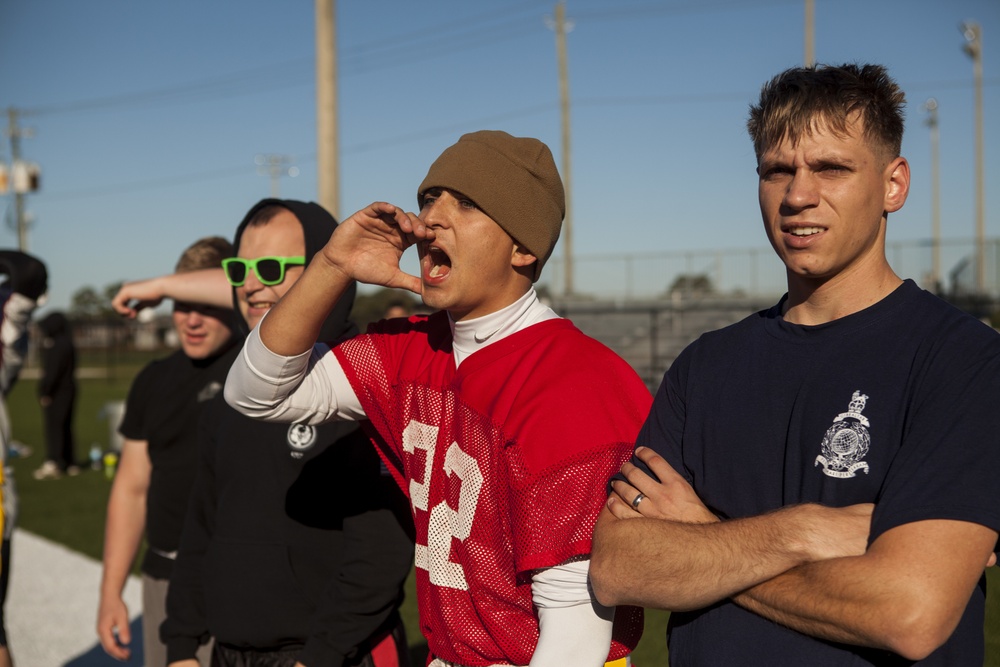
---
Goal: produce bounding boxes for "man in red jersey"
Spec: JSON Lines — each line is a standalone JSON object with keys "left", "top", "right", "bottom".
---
{"left": 225, "top": 131, "right": 652, "bottom": 667}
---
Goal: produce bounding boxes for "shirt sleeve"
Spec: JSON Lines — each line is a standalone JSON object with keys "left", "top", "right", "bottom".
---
{"left": 225, "top": 324, "right": 366, "bottom": 424}
{"left": 632, "top": 346, "right": 691, "bottom": 483}
{"left": 871, "top": 339, "right": 1000, "bottom": 545}
{"left": 529, "top": 560, "right": 615, "bottom": 667}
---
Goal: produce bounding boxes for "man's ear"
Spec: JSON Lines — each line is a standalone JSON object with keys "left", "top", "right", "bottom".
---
{"left": 511, "top": 244, "right": 538, "bottom": 269}
{"left": 884, "top": 156, "right": 910, "bottom": 214}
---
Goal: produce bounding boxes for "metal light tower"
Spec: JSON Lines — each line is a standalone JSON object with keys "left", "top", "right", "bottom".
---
{"left": 923, "top": 98, "right": 941, "bottom": 290}
{"left": 961, "top": 21, "right": 985, "bottom": 293}
{"left": 255, "top": 154, "right": 299, "bottom": 197}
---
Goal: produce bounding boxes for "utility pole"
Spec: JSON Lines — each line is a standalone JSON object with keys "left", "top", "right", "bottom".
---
{"left": 961, "top": 21, "right": 985, "bottom": 293}
{"left": 550, "top": 1, "right": 574, "bottom": 296}
{"left": 923, "top": 98, "right": 941, "bottom": 290}
{"left": 804, "top": 0, "right": 815, "bottom": 67}
{"left": 255, "top": 154, "right": 298, "bottom": 197}
{"left": 5, "top": 108, "right": 31, "bottom": 251}
{"left": 316, "top": 0, "right": 339, "bottom": 217}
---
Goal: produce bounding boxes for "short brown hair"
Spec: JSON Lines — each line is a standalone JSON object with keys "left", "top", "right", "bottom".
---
{"left": 174, "top": 236, "right": 233, "bottom": 273}
{"left": 747, "top": 63, "right": 906, "bottom": 162}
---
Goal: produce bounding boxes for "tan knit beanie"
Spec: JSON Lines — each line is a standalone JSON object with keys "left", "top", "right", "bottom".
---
{"left": 417, "top": 130, "right": 565, "bottom": 282}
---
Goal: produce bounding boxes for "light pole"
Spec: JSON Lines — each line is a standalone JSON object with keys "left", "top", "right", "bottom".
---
{"left": 923, "top": 98, "right": 940, "bottom": 291}
{"left": 316, "top": 0, "right": 338, "bottom": 218}
{"left": 255, "top": 154, "right": 299, "bottom": 197}
{"left": 804, "top": 0, "right": 814, "bottom": 67}
{"left": 960, "top": 21, "right": 985, "bottom": 293}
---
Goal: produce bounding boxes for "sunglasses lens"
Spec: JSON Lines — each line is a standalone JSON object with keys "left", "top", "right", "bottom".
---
{"left": 255, "top": 259, "right": 283, "bottom": 285}
{"left": 224, "top": 261, "right": 247, "bottom": 285}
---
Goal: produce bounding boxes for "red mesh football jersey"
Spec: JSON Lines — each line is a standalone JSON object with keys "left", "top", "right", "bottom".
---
{"left": 333, "top": 313, "right": 651, "bottom": 666}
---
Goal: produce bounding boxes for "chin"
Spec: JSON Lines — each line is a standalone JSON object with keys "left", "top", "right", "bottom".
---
{"left": 182, "top": 346, "right": 209, "bottom": 360}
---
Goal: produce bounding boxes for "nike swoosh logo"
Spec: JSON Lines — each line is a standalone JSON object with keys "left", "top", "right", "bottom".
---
{"left": 474, "top": 327, "right": 502, "bottom": 344}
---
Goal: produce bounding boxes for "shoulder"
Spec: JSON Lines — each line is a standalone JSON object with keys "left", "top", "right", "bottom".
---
{"left": 340, "top": 311, "right": 451, "bottom": 362}
{"left": 130, "top": 351, "right": 183, "bottom": 387}
{"left": 512, "top": 321, "right": 652, "bottom": 449}
{"left": 896, "top": 286, "right": 1000, "bottom": 366}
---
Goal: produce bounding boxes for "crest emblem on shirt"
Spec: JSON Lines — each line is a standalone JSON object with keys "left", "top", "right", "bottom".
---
{"left": 815, "top": 390, "right": 871, "bottom": 479}
{"left": 197, "top": 381, "right": 223, "bottom": 403}
{"left": 286, "top": 423, "right": 318, "bottom": 458}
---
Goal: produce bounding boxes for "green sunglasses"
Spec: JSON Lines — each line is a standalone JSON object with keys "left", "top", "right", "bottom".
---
{"left": 222, "top": 256, "right": 305, "bottom": 287}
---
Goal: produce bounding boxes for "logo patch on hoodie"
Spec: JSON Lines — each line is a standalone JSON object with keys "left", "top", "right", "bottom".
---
{"left": 197, "top": 381, "right": 223, "bottom": 403}
{"left": 287, "top": 423, "right": 318, "bottom": 458}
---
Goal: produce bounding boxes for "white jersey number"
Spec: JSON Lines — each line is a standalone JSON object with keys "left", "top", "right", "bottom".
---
{"left": 403, "top": 419, "right": 484, "bottom": 590}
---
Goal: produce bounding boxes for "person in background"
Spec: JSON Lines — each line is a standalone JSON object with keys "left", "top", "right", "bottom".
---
{"left": 382, "top": 298, "right": 414, "bottom": 320}
{"left": 32, "top": 311, "right": 79, "bottom": 480}
{"left": 0, "top": 249, "right": 48, "bottom": 667}
{"left": 98, "top": 236, "right": 237, "bottom": 666}
{"left": 114, "top": 199, "right": 414, "bottom": 667}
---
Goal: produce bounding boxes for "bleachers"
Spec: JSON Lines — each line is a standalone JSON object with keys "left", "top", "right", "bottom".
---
{"left": 553, "top": 294, "right": 778, "bottom": 391}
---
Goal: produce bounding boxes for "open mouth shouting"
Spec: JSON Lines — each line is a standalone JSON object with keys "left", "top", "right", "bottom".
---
{"left": 422, "top": 243, "right": 452, "bottom": 284}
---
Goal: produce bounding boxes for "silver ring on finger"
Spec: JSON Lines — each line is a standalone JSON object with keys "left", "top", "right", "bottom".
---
{"left": 631, "top": 492, "right": 645, "bottom": 510}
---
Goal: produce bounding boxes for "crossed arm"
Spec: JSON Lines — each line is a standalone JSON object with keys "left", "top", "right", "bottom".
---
{"left": 590, "top": 447, "right": 998, "bottom": 661}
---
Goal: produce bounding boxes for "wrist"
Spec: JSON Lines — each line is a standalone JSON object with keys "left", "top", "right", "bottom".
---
{"left": 777, "top": 504, "right": 836, "bottom": 563}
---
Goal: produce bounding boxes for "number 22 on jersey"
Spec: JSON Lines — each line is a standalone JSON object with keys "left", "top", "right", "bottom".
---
{"left": 403, "top": 419, "right": 484, "bottom": 590}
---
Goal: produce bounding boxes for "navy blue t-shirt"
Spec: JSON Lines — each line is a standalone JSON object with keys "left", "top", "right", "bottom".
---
{"left": 638, "top": 280, "right": 1000, "bottom": 666}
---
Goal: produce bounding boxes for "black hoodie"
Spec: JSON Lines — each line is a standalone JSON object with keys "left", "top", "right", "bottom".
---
{"left": 163, "top": 199, "right": 414, "bottom": 665}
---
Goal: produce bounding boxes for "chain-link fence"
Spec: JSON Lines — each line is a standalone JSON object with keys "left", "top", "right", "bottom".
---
{"left": 541, "top": 237, "right": 1000, "bottom": 301}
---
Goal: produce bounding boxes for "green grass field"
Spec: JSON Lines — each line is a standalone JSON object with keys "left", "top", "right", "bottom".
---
{"left": 4, "top": 370, "right": 997, "bottom": 666}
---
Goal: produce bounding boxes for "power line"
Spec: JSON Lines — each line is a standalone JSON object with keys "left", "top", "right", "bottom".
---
{"left": 41, "top": 165, "right": 254, "bottom": 202}
{"left": 572, "top": 0, "right": 801, "bottom": 21}
{"left": 14, "top": 2, "right": 548, "bottom": 118}
{"left": 11, "top": 0, "right": 997, "bottom": 120}
{"left": 31, "top": 66, "right": 999, "bottom": 203}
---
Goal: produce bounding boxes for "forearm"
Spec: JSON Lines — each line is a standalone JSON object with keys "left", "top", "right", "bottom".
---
{"left": 259, "top": 255, "right": 353, "bottom": 355}
{"left": 100, "top": 490, "right": 146, "bottom": 598}
{"left": 142, "top": 270, "right": 231, "bottom": 307}
{"left": 733, "top": 520, "right": 998, "bottom": 661}
{"left": 734, "top": 557, "right": 892, "bottom": 649}
{"left": 591, "top": 505, "right": 839, "bottom": 611}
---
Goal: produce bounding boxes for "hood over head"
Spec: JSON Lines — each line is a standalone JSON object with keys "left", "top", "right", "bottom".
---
{"left": 231, "top": 198, "right": 358, "bottom": 342}
{"left": 38, "top": 311, "right": 70, "bottom": 338}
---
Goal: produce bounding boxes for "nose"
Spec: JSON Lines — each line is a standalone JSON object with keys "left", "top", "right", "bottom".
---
{"left": 240, "top": 266, "right": 265, "bottom": 293}
{"left": 183, "top": 309, "right": 204, "bottom": 328}
{"left": 420, "top": 202, "right": 442, "bottom": 229}
{"left": 782, "top": 170, "right": 819, "bottom": 211}
{"left": 419, "top": 194, "right": 453, "bottom": 230}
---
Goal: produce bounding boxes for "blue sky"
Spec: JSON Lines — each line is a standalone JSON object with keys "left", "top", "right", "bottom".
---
{"left": 1, "top": 0, "right": 998, "bottom": 311}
